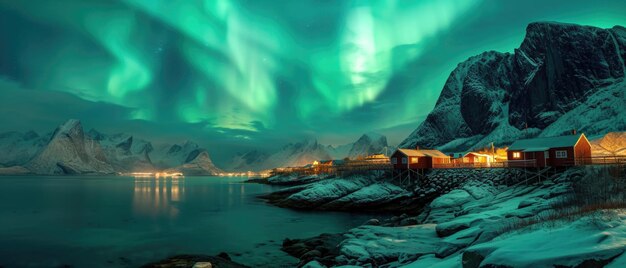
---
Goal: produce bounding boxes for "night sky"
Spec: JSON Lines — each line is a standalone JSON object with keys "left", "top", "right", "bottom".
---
{"left": 0, "top": 0, "right": 624, "bottom": 165}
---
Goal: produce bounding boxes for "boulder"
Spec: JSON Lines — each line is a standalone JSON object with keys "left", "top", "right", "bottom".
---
{"left": 192, "top": 262, "right": 212, "bottom": 268}
{"left": 436, "top": 221, "right": 471, "bottom": 237}
{"left": 363, "top": 219, "right": 380, "bottom": 226}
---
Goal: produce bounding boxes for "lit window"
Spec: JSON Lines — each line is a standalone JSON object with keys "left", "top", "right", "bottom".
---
{"left": 402, "top": 157, "right": 407, "bottom": 164}
{"left": 513, "top": 152, "right": 521, "bottom": 159}
{"left": 411, "top": 157, "right": 418, "bottom": 163}
{"left": 391, "top": 158, "right": 397, "bottom": 164}
{"left": 556, "top": 150, "right": 567, "bottom": 158}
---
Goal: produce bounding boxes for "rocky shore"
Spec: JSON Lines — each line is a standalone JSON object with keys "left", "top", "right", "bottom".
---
{"left": 141, "top": 253, "right": 249, "bottom": 268}
{"left": 245, "top": 173, "right": 331, "bottom": 186}
{"left": 258, "top": 169, "right": 527, "bottom": 213}
{"left": 277, "top": 167, "right": 626, "bottom": 267}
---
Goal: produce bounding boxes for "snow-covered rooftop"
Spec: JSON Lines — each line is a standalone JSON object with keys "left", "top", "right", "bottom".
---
{"left": 508, "top": 134, "right": 583, "bottom": 151}
{"left": 464, "top": 152, "right": 493, "bottom": 158}
{"left": 396, "top": 149, "right": 449, "bottom": 158}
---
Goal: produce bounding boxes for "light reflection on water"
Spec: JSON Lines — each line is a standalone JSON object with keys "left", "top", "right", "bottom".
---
{"left": 132, "top": 178, "right": 185, "bottom": 218}
{"left": 0, "top": 176, "right": 382, "bottom": 267}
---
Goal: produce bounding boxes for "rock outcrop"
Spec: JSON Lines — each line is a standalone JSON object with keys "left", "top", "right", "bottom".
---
{"left": 261, "top": 169, "right": 527, "bottom": 213}
{"left": 400, "top": 22, "right": 626, "bottom": 152}
{"left": 141, "top": 254, "right": 248, "bottom": 268}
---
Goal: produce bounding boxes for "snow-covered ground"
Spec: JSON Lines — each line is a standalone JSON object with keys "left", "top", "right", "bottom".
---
{"left": 291, "top": 167, "right": 626, "bottom": 267}
{"left": 263, "top": 169, "right": 527, "bottom": 213}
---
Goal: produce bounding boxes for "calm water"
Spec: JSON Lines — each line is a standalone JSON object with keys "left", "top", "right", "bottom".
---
{"left": 0, "top": 176, "right": 378, "bottom": 267}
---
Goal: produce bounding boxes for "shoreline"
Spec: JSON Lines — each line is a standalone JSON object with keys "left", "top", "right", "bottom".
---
{"left": 241, "top": 167, "right": 626, "bottom": 267}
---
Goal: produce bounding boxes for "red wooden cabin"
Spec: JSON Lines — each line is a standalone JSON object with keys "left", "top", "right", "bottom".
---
{"left": 507, "top": 133, "right": 591, "bottom": 167}
{"left": 390, "top": 149, "right": 450, "bottom": 169}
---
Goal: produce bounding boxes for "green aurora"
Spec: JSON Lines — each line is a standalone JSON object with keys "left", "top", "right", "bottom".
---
{"left": 0, "top": 0, "right": 624, "bottom": 164}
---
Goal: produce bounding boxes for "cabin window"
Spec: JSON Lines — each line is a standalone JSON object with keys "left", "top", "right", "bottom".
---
{"left": 512, "top": 152, "right": 521, "bottom": 159}
{"left": 391, "top": 158, "right": 397, "bottom": 164}
{"left": 556, "top": 150, "right": 567, "bottom": 158}
{"left": 402, "top": 157, "right": 407, "bottom": 164}
{"left": 544, "top": 151, "right": 549, "bottom": 158}
{"left": 411, "top": 157, "right": 418, "bottom": 163}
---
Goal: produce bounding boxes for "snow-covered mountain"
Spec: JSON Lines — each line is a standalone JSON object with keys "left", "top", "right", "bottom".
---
{"left": 26, "top": 119, "right": 115, "bottom": 174}
{"left": 326, "top": 143, "right": 353, "bottom": 159}
{"left": 0, "top": 119, "right": 222, "bottom": 175}
{"left": 347, "top": 133, "right": 389, "bottom": 159}
{"left": 262, "top": 139, "right": 332, "bottom": 170}
{"left": 228, "top": 133, "right": 391, "bottom": 171}
{"left": 88, "top": 130, "right": 154, "bottom": 172}
{"left": 164, "top": 149, "right": 222, "bottom": 175}
{"left": 0, "top": 130, "right": 48, "bottom": 166}
{"left": 91, "top": 131, "right": 222, "bottom": 175}
{"left": 400, "top": 22, "right": 626, "bottom": 152}
{"left": 228, "top": 150, "right": 270, "bottom": 172}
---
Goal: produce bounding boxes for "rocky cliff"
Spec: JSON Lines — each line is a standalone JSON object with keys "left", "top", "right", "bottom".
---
{"left": 400, "top": 22, "right": 626, "bottom": 151}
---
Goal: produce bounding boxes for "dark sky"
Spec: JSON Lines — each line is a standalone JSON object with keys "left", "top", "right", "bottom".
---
{"left": 0, "top": 0, "right": 624, "bottom": 165}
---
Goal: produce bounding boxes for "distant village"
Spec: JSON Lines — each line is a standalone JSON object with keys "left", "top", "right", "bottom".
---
{"left": 271, "top": 132, "right": 625, "bottom": 177}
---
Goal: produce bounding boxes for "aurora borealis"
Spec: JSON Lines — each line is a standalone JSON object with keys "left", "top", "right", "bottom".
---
{"left": 1, "top": 0, "right": 625, "bottom": 165}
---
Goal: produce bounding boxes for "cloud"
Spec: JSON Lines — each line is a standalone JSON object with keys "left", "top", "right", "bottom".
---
{"left": 0, "top": 0, "right": 625, "bottom": 159}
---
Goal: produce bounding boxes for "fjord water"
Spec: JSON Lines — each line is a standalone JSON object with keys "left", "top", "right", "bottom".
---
{"left": 0, "top": 176, "right": 375, "bottom": 267}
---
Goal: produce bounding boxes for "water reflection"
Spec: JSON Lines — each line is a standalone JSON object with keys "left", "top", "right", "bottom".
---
{"left": 133, "top": 178, "right": 185, "bottom": 218}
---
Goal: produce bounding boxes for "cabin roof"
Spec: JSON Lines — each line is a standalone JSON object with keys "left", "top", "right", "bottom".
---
{"left": 508, "top": 134, "right": 583, "bottom": 151}
{"left": 396, "top": 149, "right": 449, "bottom": 158}
{"left": 464, "top": 152, "right": 492, "bottom": 158}
{"left": 332, "top": 159, "right": 345, "bottom": 165}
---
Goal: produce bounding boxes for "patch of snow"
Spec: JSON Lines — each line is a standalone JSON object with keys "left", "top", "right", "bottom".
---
{"left": 466, "top": 212, "right": 626, "bottom": 267}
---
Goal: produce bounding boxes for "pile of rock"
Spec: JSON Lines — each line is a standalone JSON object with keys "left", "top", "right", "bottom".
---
{"left": 414, "top": 168, "right": 525, "bottom": 199}
{"left": 141, "top": 253, "right": 248, "bottom": 268}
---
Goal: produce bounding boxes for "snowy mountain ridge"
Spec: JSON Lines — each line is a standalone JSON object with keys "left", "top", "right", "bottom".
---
{"left": 0, "top": 119, "right": 222, "bottom": 175}
{"left": 26, "top": 119, "right": 115, "bottom": 174}
{"left": 228, "top": 133, "right": 391, "bottom": 171}
{"left": 400, "top": 22, "right": 626, "bottom": 152}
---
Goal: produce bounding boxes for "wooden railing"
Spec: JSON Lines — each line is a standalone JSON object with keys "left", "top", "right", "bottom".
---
{"left": 270, "top": 156, "right": 626, "bottom": 176}
{"left": 575, "top": 156, "right": 626, "bottom": 166}
{"left": 434, "top": 160, "right": 537, "bottom": 169}
{"left": 270, "top": 162, "right": 392, "bottom": 176}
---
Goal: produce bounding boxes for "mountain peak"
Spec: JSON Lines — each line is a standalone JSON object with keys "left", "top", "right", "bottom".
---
{"left": 52, "top": 119, "right": 82, "bottom": 139}
{"left": 399, "top": 22, "right": 626, "bottom": 152}
{"left": 60, "top": 119, "right": 81, "bottom": 131}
